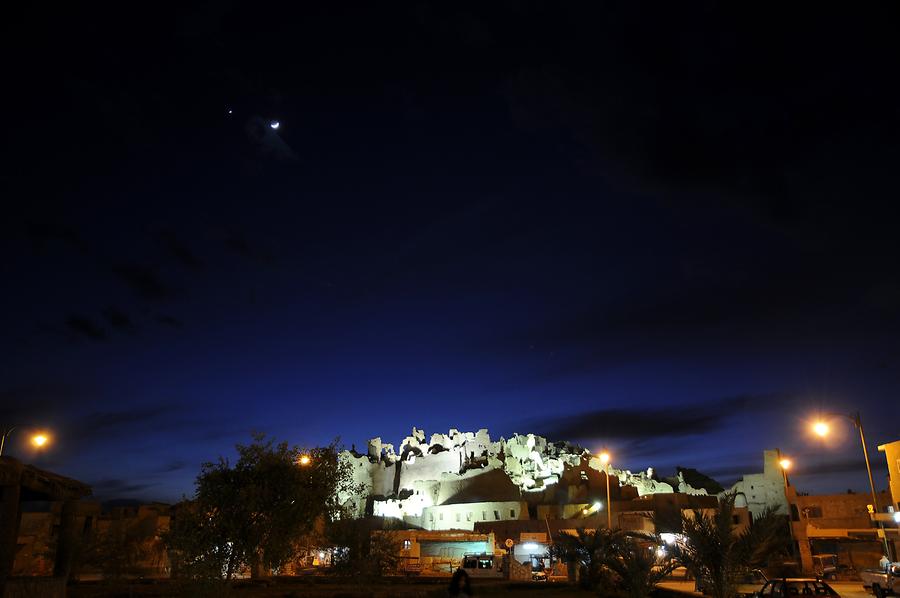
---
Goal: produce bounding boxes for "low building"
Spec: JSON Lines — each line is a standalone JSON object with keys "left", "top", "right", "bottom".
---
{"left": 12, "top": 500, "right": 171, "bottom": 581}
{"left": 787, "top": 486, "right": 897, "bottom": 572}
{"left": 0, "top": 457, "right": 92, "bottom": 597}
{"left": 389, "top": 529, "right": 497, "bottom": 575}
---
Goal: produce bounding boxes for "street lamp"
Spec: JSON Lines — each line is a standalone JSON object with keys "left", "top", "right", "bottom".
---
{"left": 778, "top": 453, "right": 798, "bottom": 559}
{"left": 600, "top": 451, "right": 612, "bottom": 529}
{"left": 1, "top": 426, "right": 52, "bottom": 457}
{"left": 811, "top": 411, "right": 891, "bottom": 559}
{"left": 298, "top": 455, "right": 311, "bottom": 466}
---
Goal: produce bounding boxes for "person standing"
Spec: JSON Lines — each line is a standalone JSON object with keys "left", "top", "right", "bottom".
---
{"left": 449, "top": 568, "right": 473, "bottom": 597}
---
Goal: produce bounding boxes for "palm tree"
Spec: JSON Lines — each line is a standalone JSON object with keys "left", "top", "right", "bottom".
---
{"left": 677, "top": 494, "right": 741, "bottom": 598}
{"left": 676, "top": 493, "right": 791, "bottom": 598}
{"left": 550, "top": 527, "right": 623, "bottom": 588}
{"left": 734, "top": 505, "right": 792, "bottom": 570}
{"left": 601, "top": 532, "right": 678, "bottom": 598}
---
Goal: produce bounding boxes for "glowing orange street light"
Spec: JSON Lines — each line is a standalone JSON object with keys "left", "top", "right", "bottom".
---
{"left": 777, "top": 452, "right": 797, "bottom": 558}
{"left": 1, "top": 426, "right": 51, "bottom": 456}
{"left": 812, "top": 421, "right": 829, "bottom": 437}
{"left": 598, "top": 451, "right": 612, "bottom": 529}
{"left": 810, "top": 411, "right": 892, "bottom": 559}
{"left": 298, "top": 455, "right": 311, "bottom": 466}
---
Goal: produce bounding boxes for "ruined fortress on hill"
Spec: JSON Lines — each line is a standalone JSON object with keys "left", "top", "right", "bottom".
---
{"left": 338, "top": 427, "right": 709, "bottom": 531}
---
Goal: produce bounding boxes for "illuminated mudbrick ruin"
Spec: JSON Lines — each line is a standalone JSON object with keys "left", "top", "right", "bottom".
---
{"left": 339, "top": 427, "right": 712, "bottom": 531}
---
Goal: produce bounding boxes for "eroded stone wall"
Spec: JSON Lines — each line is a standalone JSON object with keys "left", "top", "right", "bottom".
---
{"left": 339, "top": 427, "right": 707, "bottom": 521}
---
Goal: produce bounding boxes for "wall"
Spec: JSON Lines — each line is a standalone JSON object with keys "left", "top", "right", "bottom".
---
{"left": 421, "top": 501, "right": 528, "bottom": 531}
{"left": 879, "top": 440, "right": 900, "bottom": 512}
{"left": 791, "top": 490, "right": 891, "bottom": 528}
{"left": 12, "top": 512, "right": 54, "bottom": 576}
{"left": 726, "top": 449, "right": 788, "bottom": 520}
{"left": 2, "top": 577, "right": 66, "bottom": 598}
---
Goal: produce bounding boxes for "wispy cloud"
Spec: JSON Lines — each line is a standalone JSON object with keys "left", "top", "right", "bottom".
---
{"left": 156, "top": 314, "right": 184, "bottom": 329}
{"left": 533, "top": 394, "right": 776, "bottom": 442}
{"left": 65, "top": 314, "right": 107, "bottom": 341}
{"left": 111, "top": 263, "right": 170, "bottom": 300}
{"left": 102, "top": 306, "right": 135, "bottom": 333}
{"left": 158, "top": 231, "right": 203, "bottom": 270}
{"left": 90, "top": 478, "right": 155, "bottom": 496}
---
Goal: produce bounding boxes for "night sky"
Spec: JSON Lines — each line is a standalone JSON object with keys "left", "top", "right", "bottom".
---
{"left": 2, "top": 3, "right": 899, "bottom": 504}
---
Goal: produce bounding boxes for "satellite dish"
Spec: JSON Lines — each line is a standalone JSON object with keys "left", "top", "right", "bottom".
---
{"left": 504, "top": 538, "right": 514, "bottom": 548}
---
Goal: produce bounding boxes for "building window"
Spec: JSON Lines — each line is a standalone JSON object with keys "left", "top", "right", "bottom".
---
{"left": 804, "top": 506, "right": 823, "bottom": 518}
{"left": 402, "top": 539, "right": 412, "bottom": 550}
{"left": 510, "top": 509, "right": 516, "bottom": 518}
{"left": 494, "top": 510, "right": 500, "bottom": 520}
{"left": 456, "top": 513, "right": 460, "bottom": 522}
{"left": 466, "top": 512, "right": 472, "bottom": 522}
{"left": 482, "top": 511, "right": 487, "bottom": 520}
{"left": 439, "top": 512, "right": 444, "bottom": 521}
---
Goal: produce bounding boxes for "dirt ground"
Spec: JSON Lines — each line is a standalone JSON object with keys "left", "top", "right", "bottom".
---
{"left": 69, "top": 578, "right": 876, "bottom": 597}
{"left": 68, "top": 578, "right": 599, "bottom": 598}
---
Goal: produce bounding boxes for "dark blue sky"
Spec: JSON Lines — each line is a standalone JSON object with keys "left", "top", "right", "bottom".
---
{"left": 2, "top": 3, "right": 899, "bottom": 503}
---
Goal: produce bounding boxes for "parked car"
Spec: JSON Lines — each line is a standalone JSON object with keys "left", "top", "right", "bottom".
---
{"left": 750, "top": 577, "right": 840, "bottom": 597}
{"left": 811, "top": 554, "right": 840, "bottom": 580}
{"left": 860, "top": 563, "right": 900, "bottom": 597}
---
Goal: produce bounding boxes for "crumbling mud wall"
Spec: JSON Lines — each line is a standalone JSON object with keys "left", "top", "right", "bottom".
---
{"left": 338, "top": 428, "right": 706, "bottom": 523}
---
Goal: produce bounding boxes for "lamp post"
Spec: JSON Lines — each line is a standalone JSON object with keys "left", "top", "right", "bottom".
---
{"left": 812, "top": 411, "right": 892, "bottom": 559}
{"left": 1, "top": 425, "right": 51, "bottom": 456}
{"left": 778, "top": 453, "right": 798, "bottom": 559}
{"left": 600, "top": 452, "right": 612, "bottom": 530}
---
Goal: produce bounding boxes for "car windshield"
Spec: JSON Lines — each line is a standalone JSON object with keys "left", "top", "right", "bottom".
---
{"left": 780, "top": 581, "right": 833, "bottom": 596}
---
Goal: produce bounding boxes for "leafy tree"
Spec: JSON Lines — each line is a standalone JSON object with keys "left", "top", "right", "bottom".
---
{"left": 75, "top": 523, "right": 140, "bottom": 580}
{"left": 75, "top": 516, "right": 167, "bottom": 580}
{"left": 325, "top": 517, "right": 400, "bottom": 578}
{"left": 165, "top": 434, "right": 356, "bottom": 580}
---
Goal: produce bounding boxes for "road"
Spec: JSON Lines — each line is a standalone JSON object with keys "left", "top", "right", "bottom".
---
{"left": 659, "top": 580, "right": 872, "bottom": 598}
